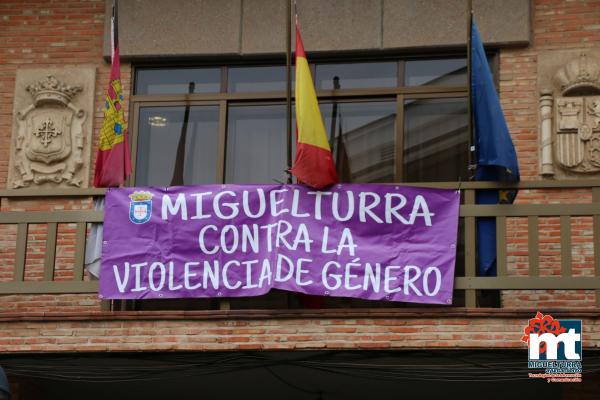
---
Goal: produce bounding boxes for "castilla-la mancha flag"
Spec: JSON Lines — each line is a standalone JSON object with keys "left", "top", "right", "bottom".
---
{"left": 93, "top": 0, "right": 131, "bottom": 188}
{"left": 290, "top": 25, "right": 339, "bottom": 189}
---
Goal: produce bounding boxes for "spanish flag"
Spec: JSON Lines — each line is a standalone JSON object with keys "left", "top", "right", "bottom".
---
{"left": 290, "top": 25, "right": 339, "bottom": 189}
{"left": 93, "top": 0, "right": 131, "bottom": 188}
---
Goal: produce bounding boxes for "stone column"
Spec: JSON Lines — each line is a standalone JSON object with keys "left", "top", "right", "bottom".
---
{"left": 540, "top": 89, "right": 554, "bottom": 176}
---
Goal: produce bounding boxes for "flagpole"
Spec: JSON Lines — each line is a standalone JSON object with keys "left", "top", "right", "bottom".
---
{"left": 329, "top": 77, "right": 339, "bottom": 151}
{"left": 111, "top": 0, "right": 117, "bottom": 62}
{"left": 285, "top": 0, "right": 293, "bottom": 184}
{"left": 467, "top": 0, "right": 474, "bottom": 179}
{"left": 170, "top": 82, "right": 194, "bottom": 186}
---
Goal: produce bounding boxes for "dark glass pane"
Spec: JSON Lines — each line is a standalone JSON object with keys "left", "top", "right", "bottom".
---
{"left": 315, "top": 62, "right": 397, "bottom": 89}
{"left": 403, "top": 98, "right": 469, "bottom": 182}
{"left": 320, "top": 101, "right": 396, "bottom": 183}
{"left": 135, "top": 68, "right": 220, "bottom": 94}
{"left": 228, "top": 66, "right": 294, "bottom": 92}
{"left": 136, "top": 106, "right": 219, "bottom": 186}
{"left": 405, "top": 58, "right": 467, "bottom": 86}
{"left": 226, "top": 105, "right": 289, "bottom": 184}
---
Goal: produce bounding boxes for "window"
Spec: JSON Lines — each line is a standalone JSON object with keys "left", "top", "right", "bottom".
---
{"left": 403, "top": 98, "right": 469, "bottom": 182}
{"left": 405, "top": 58, "right": 467, "bottom": 86}
{"left": 320, "top": 101, "right": 396, "bottom": 183}
{"left": 315, "top": 62, "right": 397, "bottom": 89}
{"left": 228, "top": 66, "right": 290, "bottom": 93}
{"left": 226, "top": 105, "right": 289, "bottom": 184}
{"left": 135, "top": 67, "right": 221, "bottom": 94}
{"left": 136, "top": 106, "right": 219, "bottom": 186}
{"left": 129, "top": 56, "right": 482, "bottom": 310}
{"left": 132, "top": 57, "right": 471, "bottom": 186}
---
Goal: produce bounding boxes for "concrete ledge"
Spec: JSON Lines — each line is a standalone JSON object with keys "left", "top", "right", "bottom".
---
{"left": 0, "top": 308, "right": 598, "bottom": 322}
{"left": 105, "top": 0, "right": 531, "bottom": 59}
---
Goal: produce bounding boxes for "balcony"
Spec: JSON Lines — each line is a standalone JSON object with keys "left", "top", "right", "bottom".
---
{"left": 1, "top": 180, "right": 599, "bottom": 311}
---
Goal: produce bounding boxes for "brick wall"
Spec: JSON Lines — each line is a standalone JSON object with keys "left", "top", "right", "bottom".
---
{"left": 0, "top": 0, "right": 129, "bottom": 313}
{"left": 500, "top": 0, "right": 600, "bottom": 308}
{"left": 0, "top": 0, "right": 132, "bottom": 186}
{"left": 501, "top": 0, "right": 600, "bottom": 180}
{"left": 0, "top": 311, "right": 598, "bottom": 353}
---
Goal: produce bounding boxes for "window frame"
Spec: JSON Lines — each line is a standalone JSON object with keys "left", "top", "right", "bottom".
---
{"left": 127, "top": 53, "right": 497, "bottom": 187}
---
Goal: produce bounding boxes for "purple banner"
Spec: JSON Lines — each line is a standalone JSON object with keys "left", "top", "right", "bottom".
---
{"left": 99, "top": 184, "right": 460, "bottom": 304}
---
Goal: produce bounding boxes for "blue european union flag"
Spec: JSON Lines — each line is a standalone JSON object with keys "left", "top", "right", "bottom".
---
{"left": 471, "top": 19, "right": 520, "bottom": 276}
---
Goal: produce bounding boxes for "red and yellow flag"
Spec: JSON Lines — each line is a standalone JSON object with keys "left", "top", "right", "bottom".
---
{"left": 93, "top": 1, "right": 131, "bottom": 188}
{"left": 290, "top": 25, "right": 339, "bottom": 189}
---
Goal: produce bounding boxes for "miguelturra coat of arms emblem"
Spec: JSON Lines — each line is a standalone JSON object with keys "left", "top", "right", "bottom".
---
{"left": 129, "top": 191, "right": 153, "bottom": 224}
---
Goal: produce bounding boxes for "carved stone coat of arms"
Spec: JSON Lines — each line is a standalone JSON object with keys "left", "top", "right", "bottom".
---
{"left": 554, "top": 96, "right": 600, "bottom": 171}
{"left": 8, "top": 68, "right": 95, "bottom": 188}
{"left": 538, "top": 52, "right": 600, "bottom": 177}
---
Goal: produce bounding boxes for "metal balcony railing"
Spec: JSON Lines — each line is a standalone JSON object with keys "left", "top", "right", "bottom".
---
{"left": 1, "top": 181, "right": 599, "bottom": 308}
